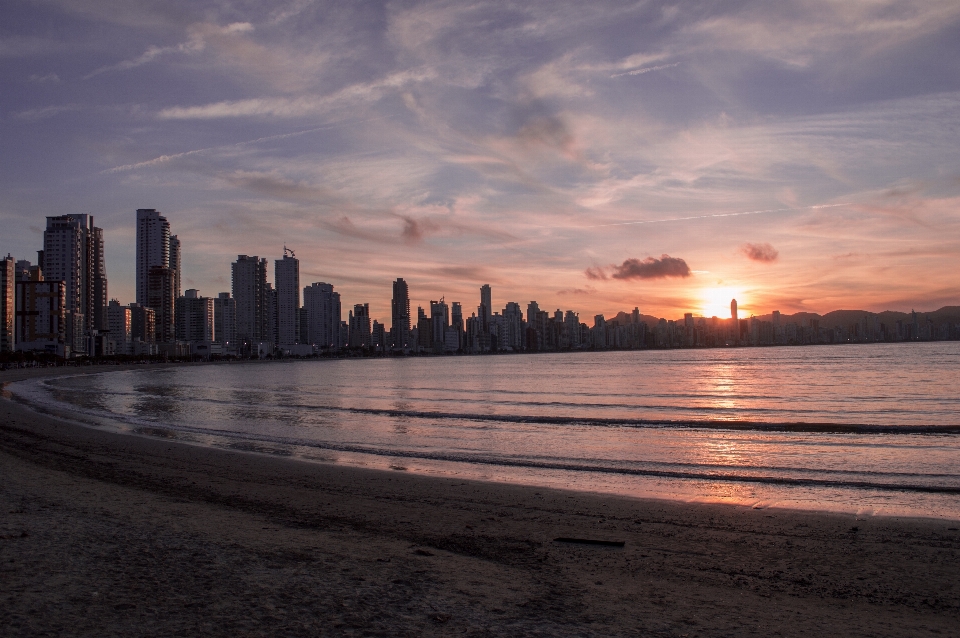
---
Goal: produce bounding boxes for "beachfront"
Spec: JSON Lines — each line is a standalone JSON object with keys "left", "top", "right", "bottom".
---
{"left": 2, "top": 366, "right": 958, "bottom": 636}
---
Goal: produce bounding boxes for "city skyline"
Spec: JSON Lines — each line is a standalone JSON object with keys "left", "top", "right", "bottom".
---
{"left": 2, "top": 1, "right": 959, "bottom": 321}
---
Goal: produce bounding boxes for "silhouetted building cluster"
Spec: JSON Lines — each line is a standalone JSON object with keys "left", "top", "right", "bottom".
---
{"left": 3, "top": 210, "right": 960, "bottom": 360}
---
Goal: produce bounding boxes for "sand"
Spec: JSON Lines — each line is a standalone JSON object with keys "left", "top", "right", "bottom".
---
{"left": 1, "top": 365, "right": 958, "bottom": 636}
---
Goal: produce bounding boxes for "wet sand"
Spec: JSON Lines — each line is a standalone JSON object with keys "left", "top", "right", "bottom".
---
{"left": 1, "top": 366, "right": 958, "bottom": 636}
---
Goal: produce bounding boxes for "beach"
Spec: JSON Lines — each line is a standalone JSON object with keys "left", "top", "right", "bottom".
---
{"left": 2, "top": 366, "right": 959, "bottom": 636}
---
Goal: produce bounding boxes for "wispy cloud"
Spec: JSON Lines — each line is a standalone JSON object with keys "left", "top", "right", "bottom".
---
{"left": 610, "top": 62, "right": 680, "bottom": 78}
{"left": 12, "top": 104, "right": 80, "bottom": 121}
{"left": 28, "top": 73, "right": 60, "bottom": 84}
{"left": 83, "top": 22, "right": 252, "bottom": 79}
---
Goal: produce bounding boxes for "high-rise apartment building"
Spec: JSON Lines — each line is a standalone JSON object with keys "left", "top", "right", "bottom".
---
{"left": 106, "top": 300, "right": 132, "bottom": 355}
{"left": 42, "top": 214, "right": 107, "bottom": 335}
{"left": 232, "top": 255, "right": 268, "bottom": 350}
{"left": 302, "top": 282, "right": 341, "bottom": 349}
{"left": 130, "top": 303, "right": 156, "bottom": 344}
{"left": 480, "top": 284, "right": 492, "bottom": 330}
{"left": 1, "top": 255, "right": 14, "bottom": 352}
{"left": 136, "top": 209, "right": 170, "bottom": 305}
{"left": 147, "top": 266, "right": 176, "bottom": 343}
{"left": 15, "top": 274, "right": 66, "bottom": 356}
{"left": 275, "top": 249, "right": 300, "bottom": 345}
{"left": 391, "top": 278, "right": 410, "bottom": 349}
{"left": 349, "top": 303, "right": 371, "bottom": 348}
{"left": 214, "top": 292, "right": 237, "bottom": 349}
{"left": 430, "top": 299, "right": 449, "bottom": 350}
{"left": 168, "top": 235, "right": 181, "bottom": 299}
{"left": 503, "top": 302, "right": 523, "bottom": 351}
{"left": 176, "top": 289, "right": 215, "bottom": 343}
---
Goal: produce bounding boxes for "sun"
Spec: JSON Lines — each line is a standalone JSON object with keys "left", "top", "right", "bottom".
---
{"left": 700, "top": 287, "right": 745, "bottom": 319}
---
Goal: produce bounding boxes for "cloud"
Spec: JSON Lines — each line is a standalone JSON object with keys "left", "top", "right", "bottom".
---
{"left": 400, "top": 215, "right": 438, "bottom": 243}
{"left": 584, "top": 266, "right": 607, "bottom": 280}
{"left": 157, "top": 68, "right": 435, "bottom": 119}
{"left": 12, "top": 104, "right": 81, "bottom": 121}
{"left": 611, "top": 255, "right": 692, "bottom": 280}
{"left": 739, "top": 242, "right": 779, "bottom": 263}
{"left": 28, "top": 73, "right": 60, "bottom": 83}
{"left": 610, "top": 62, "right": 681, "bottom": 78}
{"left": 83, "top": 22, "right": 252, "bottom": 79}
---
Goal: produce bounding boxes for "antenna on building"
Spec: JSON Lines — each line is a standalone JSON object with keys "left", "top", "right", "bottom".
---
{"left": 284, "top": 245, "right": 295, "bottom": 258}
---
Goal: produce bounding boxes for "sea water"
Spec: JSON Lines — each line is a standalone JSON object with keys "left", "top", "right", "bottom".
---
{"left": 9, "top": 342, "right": 960, "bottom": 518}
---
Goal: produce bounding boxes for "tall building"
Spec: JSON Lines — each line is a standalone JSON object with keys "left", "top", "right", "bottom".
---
{"left": 42, "top": 214, "right": 107, "bottom": 334}
{"left": 349, "top": 303, "right": 371, "bottom": 348}
{"left": 15, "top": 274, "right": 66, "bottom": 356}
{"left": 232, "top": 255, "right": 268, "bottom": 350}
{"left": 275, "top": 249, "right": 300, "bottom": 345}
{"left": 130, "top": 303, "right": 156, "bottom": 344}
{"left": 263, "top": 283, "right": 277, "bottom": 346}
{"left": 136, "top": 209, "right": 170, "bottom": 306}
{"left": 214, "top": 292, "right": 237, "bottom": 349}
{"left": 391, "top": 278, "right": 410, "bottom": 349}
{"left": 176, "top": 289, "right": 214, "bottom": 343}
{"left": 731, "top": 299, "right": 738, "bottom": 322}
{"left": 503, "top": 302, "right": 523, "bottom": 351}
{"left": 168, "top": 235, "right": 181, "bottom": 300}
{"left": 302, "top": 282, "right": 341, "bottom": 349}
{"left": 1, "top": 255, "right": 14, "bottom": 352}
{"left": 106, "top": 300, "right": 132, "bottom": 355}
{"left": 430, "top": 299, "right": 449, "bottom": 350}
{"left": 479, "top": 284, "right": 492, "bottom": 330}
{"left": 451, "top": 302, "right": 463, "bottom": 350}
{"left": 147, "top": 266, "right": 176, "bottom": 343}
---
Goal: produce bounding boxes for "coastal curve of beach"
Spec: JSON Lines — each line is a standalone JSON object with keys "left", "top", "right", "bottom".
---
{"left": 2, "top": 364, "right": 959, "bottom": 637}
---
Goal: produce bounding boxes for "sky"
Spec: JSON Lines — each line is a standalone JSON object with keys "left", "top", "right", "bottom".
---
{"left": 2, "top": 0, "right": 960, "bottom": 323}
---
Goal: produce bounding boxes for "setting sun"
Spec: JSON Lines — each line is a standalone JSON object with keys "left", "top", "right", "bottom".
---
{"left": 700, "top": 287, "right": 747, "bottom": 318}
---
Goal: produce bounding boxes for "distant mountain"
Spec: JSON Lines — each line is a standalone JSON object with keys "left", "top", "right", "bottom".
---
{"left": 609, "top": 306, "right": 960, "bottom": 327}
{"left": 611, "top": 311, "right": 663, "bottom": 329}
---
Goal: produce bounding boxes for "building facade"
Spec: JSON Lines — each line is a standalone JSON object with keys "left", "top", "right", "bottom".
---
{"left": 275, "top": 251, "right": 300, "bottom": 346}
{"left": 232, "top": 255, "right": 268, "bottom": 352}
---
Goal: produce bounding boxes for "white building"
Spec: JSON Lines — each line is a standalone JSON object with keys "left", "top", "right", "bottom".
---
{"left": 275, "top": 250, "right": 300, "bottom": 346}
{"left": 303, "top": 282, "right": 341, "bottom": 349}
{"left": 135, "top": 209, "right": 170, "bottom": 306}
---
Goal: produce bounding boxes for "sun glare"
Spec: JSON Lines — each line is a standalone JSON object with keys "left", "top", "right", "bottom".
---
{"left": 700, "top": 287, "right": 745, "bottom": 319}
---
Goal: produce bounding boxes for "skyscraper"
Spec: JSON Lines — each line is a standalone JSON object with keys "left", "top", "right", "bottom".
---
{"left": 479, "top": 284, "right": 492, "bottom": 330}
{"left": 106, "top": 300, "right": 131, "bottom": 355}
{"left": 302, "top": 282, "right": 341, "bottom": 349}
{"left": 1, "top": 255, "right": 13, "bottom": 352}
{"left": 42, "top": 214, "right": 107, "bottom": 334}
{"left": 136, "top": 209, "right": 170, "bottom": 306}
{"left": 168, "top": 235, "right": 181, "bottom": 299}
{"left": 349, "top": 303, "right": 370, "bottom": 348}
{"left": 731, "top": 299, "right": 738, "bottom": 322}
{"left": 147, "top": 266, "right": 176, "bottom": 343}
{"left": 430, "top": 298, "right": 449, "bottom": 351}
{"left": 175, "top": 289, "right": 214, "bottom": 343}
{"left": 214, "top": 292, "right": 237, "bottom": 350}
{"left": 391, "top": 278, "right": 410, "bottom": 349}
{"left": 275, "top": 249, "right": 300, "bottom": 346}
{"left": 232, "top": 255, "right": 268, "bottom": 351}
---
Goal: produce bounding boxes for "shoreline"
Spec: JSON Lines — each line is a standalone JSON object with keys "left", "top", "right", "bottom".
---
{"left": 2, "top": 366, "right": 959, "bottom": 635}
{"left": 5, "top": 364, "right": 960, "bottom": 521}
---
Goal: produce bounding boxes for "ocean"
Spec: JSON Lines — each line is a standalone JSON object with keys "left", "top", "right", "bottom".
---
{"left": 9, "top": 341, "right": 960, "bottom": 518}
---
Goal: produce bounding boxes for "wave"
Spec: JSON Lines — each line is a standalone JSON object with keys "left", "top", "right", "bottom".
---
{"left": 9, "top": 380, "right": 960, "bottom": 496}
{"left": 28, "top": 381, "right": 960, "bottom": 434}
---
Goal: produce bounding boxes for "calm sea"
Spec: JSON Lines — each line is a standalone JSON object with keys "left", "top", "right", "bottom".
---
{"left": 10, "top": 342, "right": 960, "bottom": 518}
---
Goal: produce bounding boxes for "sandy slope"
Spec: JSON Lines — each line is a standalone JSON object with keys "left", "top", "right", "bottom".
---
{"left": 1, "top": 366, "right": 958, "bottom": 636}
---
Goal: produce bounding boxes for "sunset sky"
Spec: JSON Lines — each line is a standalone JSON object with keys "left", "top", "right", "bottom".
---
{"left": 2, "top": 0, "right": 959, "bottom": 323}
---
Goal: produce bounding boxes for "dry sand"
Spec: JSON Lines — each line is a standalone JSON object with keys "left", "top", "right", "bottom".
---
{"left": 1, "top": 365, "right": 958, "bottom": 636}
